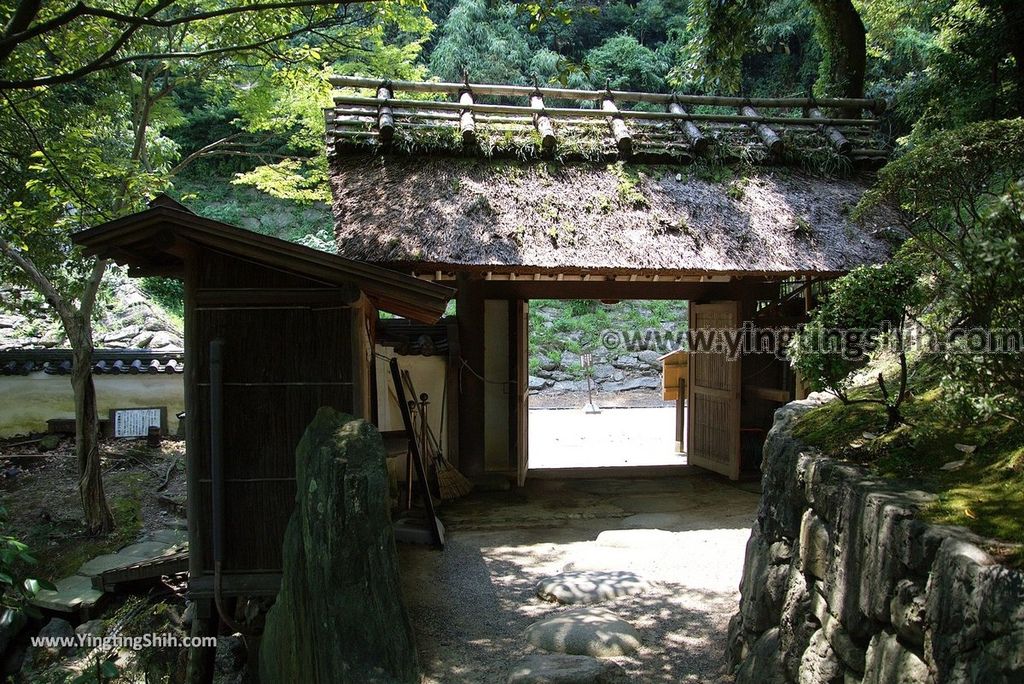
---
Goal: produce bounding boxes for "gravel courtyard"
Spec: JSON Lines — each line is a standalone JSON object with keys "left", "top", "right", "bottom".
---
{"left": 398, "top": 474, "right": 760, "bottom": 683}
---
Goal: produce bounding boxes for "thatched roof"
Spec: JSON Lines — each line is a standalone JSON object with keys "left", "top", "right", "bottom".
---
{"left": 330, "top": 155, "right": 896, "bottom": 276}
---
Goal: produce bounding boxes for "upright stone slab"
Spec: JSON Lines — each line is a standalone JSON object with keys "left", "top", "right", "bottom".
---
{"left": 260, "top": 408, "right": 418, "bottom": 683}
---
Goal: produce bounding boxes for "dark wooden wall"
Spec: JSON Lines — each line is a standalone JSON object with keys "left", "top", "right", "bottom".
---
{"left": 185, "top": 248, "right": 371, "bottom": 594}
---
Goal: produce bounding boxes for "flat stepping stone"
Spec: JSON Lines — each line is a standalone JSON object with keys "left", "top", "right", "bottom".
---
{"left": 526, "top": 607, "right": 640, "bottom": 658}
{"left": 537, "top": 571, "right": 655, "bottom": 605}
{"left": 118, "top": 541, "right": 176, "bottom": 558}
{"left": 507, "top": 654, "right": 625, "bottom": 683}
{"left": 149, "top": 528, "right": 188, "bottom": 545}
{"left": 78, "top": 553, "right": 137, "bottom": 577}
{"left": 31, "top": 575, "right": 103, "bottom": 613}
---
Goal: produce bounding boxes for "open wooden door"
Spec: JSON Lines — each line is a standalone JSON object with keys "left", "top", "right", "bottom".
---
{"left": 516, "top": 299, "right": 529, "bottom": 486}
{"left": 687, "top": 301, "right": 742, "bottom": 480}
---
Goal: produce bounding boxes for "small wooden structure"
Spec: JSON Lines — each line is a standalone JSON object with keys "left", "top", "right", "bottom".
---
{"left": 327, "top": 77, "right": 896, "bottom": 483}
{"left": 659, "top": 349, "right": 689, "bottom": 401}
{"left": 660, "top": 349, "right": 689, "bottom": 453}
{"left": 73, "top": 196, "right": 453, "bottom": 605}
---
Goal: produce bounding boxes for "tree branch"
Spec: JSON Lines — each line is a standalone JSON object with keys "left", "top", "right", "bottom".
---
{"left": 0, "top": 231, "right": 73, "bottom": 323}
{"left": 0, "top": 14, "right": 354, "bottom": 89}
{"left": 0, "top": 0, "right": 359, "bottom": 52}
{"left": 79, "top": 257, "right": 108, "bottom": 321}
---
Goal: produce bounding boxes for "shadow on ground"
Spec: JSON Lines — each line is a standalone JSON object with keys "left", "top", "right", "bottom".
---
{"left": 398, "top": 474, "right": 759, "bottom": 683}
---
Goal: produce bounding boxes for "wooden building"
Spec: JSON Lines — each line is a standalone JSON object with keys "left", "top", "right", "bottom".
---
{"left": 72, "top": 196, "right": 453, "bottom": 603}
{"left": 326, "top": 77, "right": 897, "bottom": 483}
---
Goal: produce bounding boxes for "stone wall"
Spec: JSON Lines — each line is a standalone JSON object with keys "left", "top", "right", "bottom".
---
{"left": 728, "top": 397, "right": 1024, "bottom": 684}
{"left": 529, "top": 348, "right": 664, "bottom": 395}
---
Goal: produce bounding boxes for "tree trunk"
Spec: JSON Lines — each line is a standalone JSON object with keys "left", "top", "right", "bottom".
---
{"left": 70, "top": 329, "right": 114, "bottom": 534}
{"left": 809, "top": 0, "right": 867, "bottom": 109}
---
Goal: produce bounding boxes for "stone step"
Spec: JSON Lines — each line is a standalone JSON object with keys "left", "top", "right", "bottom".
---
{"left": 537, "top": 570, "right": 656, "bottom": 605}
{"left": 525, "top": 607, "right": 641, "bottom": 658}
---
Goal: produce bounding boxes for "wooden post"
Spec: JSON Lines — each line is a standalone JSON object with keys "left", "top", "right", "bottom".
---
{"left": 675, "top": 377, "right": 686, "bottom": 453}
{"left": 376, "top": 84, "right": 394, "bottom": 143}
{"left": 530, "top": 94, "right": 556, "bottom": 151}
{"left": 740, "top": 105, "right": 782, "bottom": 155}
{"left": 668, "top": 102, "right": 708, "bottom": 154}
{"left": 602, "top": 96, "right": 632, "bottom": 155}
{"left": 456, "top": 273, "right": 485, "bottom": 477}
{"left": 808, "top": 107, "right": 851, "bottom": 153}
{"left": 459, "top": 89, "right": 476, "bottom": 145}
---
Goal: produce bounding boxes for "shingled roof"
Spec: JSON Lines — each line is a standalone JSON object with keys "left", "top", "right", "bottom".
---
{"left": 326, "top": 77, "right": 897, "bottom": 277}
{"left": 0, "top": 349, "right": 184, "bottom": 376}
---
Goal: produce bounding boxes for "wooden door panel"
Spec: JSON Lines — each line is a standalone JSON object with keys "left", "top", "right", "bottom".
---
{"left": 687, "top": 301, "right": 742, "bottom": 480}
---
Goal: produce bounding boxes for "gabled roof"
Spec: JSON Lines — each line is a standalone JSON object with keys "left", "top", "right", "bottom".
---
{"left": 73, "top": 196, "right": 454, "bottom": 323}
{"left": 326, "top": 77, "right": 897, "bottom": 277}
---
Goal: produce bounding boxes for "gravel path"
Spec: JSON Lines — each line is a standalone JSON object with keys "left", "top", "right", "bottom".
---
{"left": 399, "top": 475, "right": 758, "bottom": 683}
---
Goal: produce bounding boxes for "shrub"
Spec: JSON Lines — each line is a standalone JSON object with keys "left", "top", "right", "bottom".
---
{"left": 789, "top": 255, "right": 922, "bottom": 430}
{"left": 859, "top": 119, "right": 1024, "bottom": 424}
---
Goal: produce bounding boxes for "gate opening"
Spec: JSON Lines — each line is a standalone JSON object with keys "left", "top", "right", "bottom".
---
{"left": 526, "top": 299, "right": 688, "bottom": 471}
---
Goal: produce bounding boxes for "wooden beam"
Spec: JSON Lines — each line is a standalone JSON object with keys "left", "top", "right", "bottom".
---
{"left": 332, "top": 96, "right": 880, "bottom": 128}
{"left": 668, "top": 102, "right": 708, "bottom": 154}
{"left": 376, "top": 84, "right": 394, "bottom": 143}
{"left": 602, "top": 96, "right": 632, "bottom": 154}
{"left": 530, "top": 94, "right": 556, "bottom": 151}
{"left": 740, "top": 105, "right": 782, "bottom": 154}
{"left": 329, "top": 75, "right": 887, "bottom": 113}
{"left": 808, "top": 108, "right": 851, "bottom": 153}
{"left": 459, "top": 89, "right": 476, "bottom": 145}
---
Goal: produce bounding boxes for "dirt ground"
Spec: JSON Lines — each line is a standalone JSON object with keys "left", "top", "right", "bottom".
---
{"left": 399, "top": 474, "right": 760, "bottom": 683}
{"left": 529, "top": 406, "right": 684, "bottom": 469}
{"left": 529, "top": 388, "right": 672, "bottom": 409}
{"left": 0, "top": 434, "right": 187, "bottom": 580}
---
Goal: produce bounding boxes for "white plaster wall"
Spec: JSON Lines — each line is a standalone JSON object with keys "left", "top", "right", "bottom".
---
{"left": 0, "top": 373, "right": 185, "bottom": 437}
{"left": 374, "top": 346, "right": 448, "bottom": 445}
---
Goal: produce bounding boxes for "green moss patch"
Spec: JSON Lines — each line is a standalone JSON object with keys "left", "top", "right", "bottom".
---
{"left": 794, "top": 362, "right": 1024, "bottom": 566}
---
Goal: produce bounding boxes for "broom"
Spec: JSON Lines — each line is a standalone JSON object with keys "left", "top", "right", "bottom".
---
{"left": 402, "top": 369, "right": 473, "bottom": 500}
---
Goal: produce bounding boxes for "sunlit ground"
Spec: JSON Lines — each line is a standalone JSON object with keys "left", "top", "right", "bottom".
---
{"left": 398, "top": 475, "right": 758, "bottom": 683}
{"left": 529, "top": 407, "right": 686, "bottom": 469}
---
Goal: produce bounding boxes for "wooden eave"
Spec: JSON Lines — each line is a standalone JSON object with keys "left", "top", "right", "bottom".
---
{"left": 387, "top": 261, "right": 847, "bottom": 282}
{"left": 72, "top": 203, "right": 454, "bottom": 323}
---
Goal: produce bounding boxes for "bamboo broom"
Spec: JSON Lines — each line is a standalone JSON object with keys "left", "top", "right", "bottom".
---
{"left": 402, "top": 369, "right": 472, "bottom": 500}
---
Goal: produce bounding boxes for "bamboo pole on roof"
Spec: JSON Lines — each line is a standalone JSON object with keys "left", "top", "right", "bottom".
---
{"left": 459, "top": 89, "right": 476, "bottom": 145}
{"left": 602, "top": 96, "right": 632, "bottom": 154}
{"left": 668, "top": 101, "right": 708, "bottom": 154}
{"left": 741, "top": 105, "right": 783, "bottom": 154}
{"left": 808, "top": 107, "right": 852, "bottom": 153}
{"left": 328, "top": 75, "right": 887, "bottom": 113}
{"left": 376, "top": 84, "right": 395, "bottom": 143}
{"left": 530, "top": 94, "right": 556, "bottom": 151}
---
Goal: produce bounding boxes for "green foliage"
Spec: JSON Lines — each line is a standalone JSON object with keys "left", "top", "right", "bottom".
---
{"left": 860, "top": 120, "right": 1024, "bottom": 422}
{"left": 0, "top": 507, "right": 53, "bottom": 616}
{"left": 889, "top": 1, "right": 1024, "bottom": 139}
{"left": 789, "top": 256, "right": 922, "bottom": 428}
{"left": 429, "top": 0, "right": 533, "bottom": 83}
{"left": 583, "top": 35, "right": 667, "bottom": 92}
{"left": 139, "top": 278, "right": 184, "bottom": 319}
